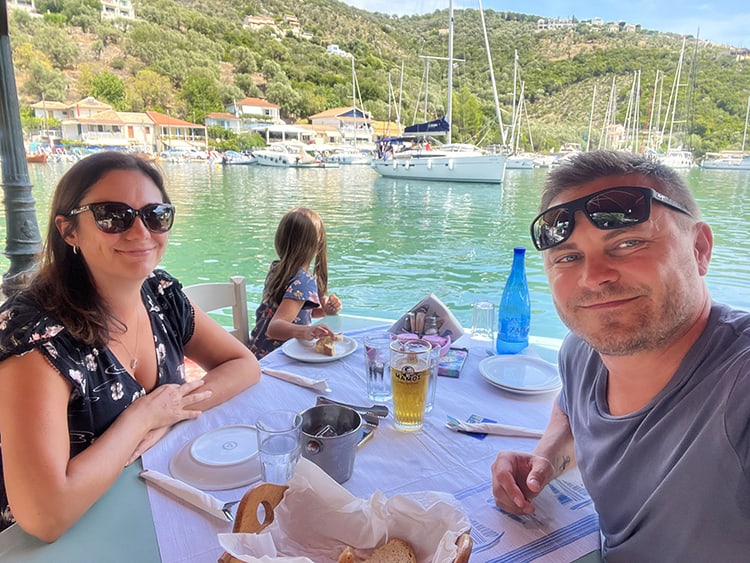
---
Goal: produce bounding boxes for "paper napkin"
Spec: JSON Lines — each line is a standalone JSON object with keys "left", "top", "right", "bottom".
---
{"left": 262, "top": 367, "right": 331, "bottom": 392}
{"left": 140, "top": 468, "right": 232, "bottom": 521}
{"left": 446, "top": 418, "right": 544, "bottom": 439}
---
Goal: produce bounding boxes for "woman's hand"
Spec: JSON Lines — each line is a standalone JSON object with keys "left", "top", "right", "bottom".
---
{"left": 130, "top": 379, "right": 212, "bottom": 431}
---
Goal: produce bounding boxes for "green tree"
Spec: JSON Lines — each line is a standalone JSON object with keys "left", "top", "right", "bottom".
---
{"left": 451, "top": 85, "right": 484, "bottom": 143}
{"left": 229, "top": 46, "right": 257, "bottom": 74}
{"left": 180, "top": 69, "right": 223, "bottom": 122}
{"left": 234, "top": 74, "right": 262, "bottom": 98}
{"left": 90, "top": 70, "right": 127, "bottom": 109}
{"left": 22, "top": 60, "right": 67, "bottom": 102}
{"left": 32, "top": 25, "right": 80, "bottom": 69}
{"left": 126, "top": 69, "right": 173, "bottom": 112}
{"left": 266, "top": 80, "right": 302, "bottom": 119}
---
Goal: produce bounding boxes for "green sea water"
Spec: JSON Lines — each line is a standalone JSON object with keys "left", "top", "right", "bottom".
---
{"left": 3, "top": 162, "right": 749, "bottom": 340}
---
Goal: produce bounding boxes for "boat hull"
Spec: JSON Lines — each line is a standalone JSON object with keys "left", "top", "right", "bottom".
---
{"left": 371, "top": 154, "right": 506, "bottom": 183}
{"left": 700, "top": 158, "right": 750, "bottom": 170}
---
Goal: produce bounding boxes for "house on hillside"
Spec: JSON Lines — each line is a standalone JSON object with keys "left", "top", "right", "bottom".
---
{"left": 146, "top": 111, "right": 208, "bottom": 152}
{"left": 226, "top": 98, "right": 281, "bottom": 122}
{"left": 309, "top": 106, "right": 373, "bottom": 145}
{"left": 243, "top": 15, "right": 276, "bottom": 31}
{"left": 326, "top": 44, "right": 351, "bottom": 57}
{"left": 69, "top": 96, "right": 113, "bottom": 118}
{"left": 101, "top": 0, "right": 134, "bottom": 19}
{"left": 7, "top": 0, "right": 35, "bottom": 13}
{"left": 60, "top": 109, "right": 154, "bottom": 150}
{"left": 205, "top": 112, "right": 243, "bottom": 133}
{"left": 31, "top": 100, "right": 71, "bottom": 121}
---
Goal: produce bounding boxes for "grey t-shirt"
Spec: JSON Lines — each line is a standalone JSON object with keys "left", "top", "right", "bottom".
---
{"left": 558, "top": 302, "right": 750, "bottom": 562}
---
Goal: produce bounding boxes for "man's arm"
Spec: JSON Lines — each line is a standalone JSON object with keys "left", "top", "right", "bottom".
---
{"left": 491, "top": 400, "right": 575, "bottom": 515}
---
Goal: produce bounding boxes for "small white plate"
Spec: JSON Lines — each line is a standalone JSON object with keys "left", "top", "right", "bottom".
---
{"left": 478, "top": 355, "right": 562, "bottom": 395}
{"left": 281, "top": 336, "right": 358, "bottom": 363}
{"left": 169, "top": 426, "right": 261, "bottom": 490}
{"left": 189, "top": 425, "right": 258, "bottom": 467}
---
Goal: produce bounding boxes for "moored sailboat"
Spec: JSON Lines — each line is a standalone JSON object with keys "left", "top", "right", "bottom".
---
{"left": 371, "top": 0, "right": 505, "bottom": 184}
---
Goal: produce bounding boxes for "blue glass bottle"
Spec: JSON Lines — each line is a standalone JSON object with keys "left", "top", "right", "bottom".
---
{"left": 496, "top": 247, "right": 531, "bottom": 354}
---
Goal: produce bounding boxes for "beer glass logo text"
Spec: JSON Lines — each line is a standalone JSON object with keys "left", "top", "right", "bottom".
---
{"left": 394, "top": 366, "right": 421, "bottom": 383}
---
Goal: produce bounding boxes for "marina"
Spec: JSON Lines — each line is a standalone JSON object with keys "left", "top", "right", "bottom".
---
{"left": 4, "top": 162, "right": 749, "bottom": 339}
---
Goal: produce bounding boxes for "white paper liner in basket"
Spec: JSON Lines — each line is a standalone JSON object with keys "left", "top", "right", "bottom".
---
{"left": 218, "top": 457, "right": 470, "bottom": 563}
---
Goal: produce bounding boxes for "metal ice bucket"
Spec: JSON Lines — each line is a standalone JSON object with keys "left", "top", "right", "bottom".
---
{"left": 299, "top": 404, "right": 363, "bottom": 483}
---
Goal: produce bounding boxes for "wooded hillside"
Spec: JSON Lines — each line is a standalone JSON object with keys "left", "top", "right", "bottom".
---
{"left": 8, "top": 0, "right": 750, "bottom": 154}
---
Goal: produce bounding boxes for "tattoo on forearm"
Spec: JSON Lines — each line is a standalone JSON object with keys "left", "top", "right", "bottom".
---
{"left": 556, "top": 456, "right": 571, "bottom": 473}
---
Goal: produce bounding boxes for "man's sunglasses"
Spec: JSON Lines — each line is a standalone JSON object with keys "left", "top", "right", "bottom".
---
{"left": 68, "top": 201, "right": 175, "bottom": 234}
{"left": 530, "top": 186, "right": 692, "bottom": 251}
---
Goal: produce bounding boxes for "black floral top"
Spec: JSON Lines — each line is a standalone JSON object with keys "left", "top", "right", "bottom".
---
{"left": 0, "top": 269, "right": 195, "bottom": 532}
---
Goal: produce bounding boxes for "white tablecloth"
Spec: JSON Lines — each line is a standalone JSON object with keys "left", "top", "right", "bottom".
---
{"left": 141, "top": 327, "right": 599, "bottom": 562}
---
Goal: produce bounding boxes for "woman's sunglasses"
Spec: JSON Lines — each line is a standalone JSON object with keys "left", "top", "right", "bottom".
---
{"left": 68, "top": 201, "right": 175, "bottom": 234}
{"left": 530, "top": 186, "right": 692, "bottom": 251}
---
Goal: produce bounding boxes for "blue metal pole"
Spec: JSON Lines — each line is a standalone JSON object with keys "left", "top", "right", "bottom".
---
{"left": 0, "top": 0, "right": 43, "bottom": 297}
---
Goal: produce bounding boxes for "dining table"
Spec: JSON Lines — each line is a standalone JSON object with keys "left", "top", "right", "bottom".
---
{"left": 0, "top": 315, "right": 603, "bottom": 563}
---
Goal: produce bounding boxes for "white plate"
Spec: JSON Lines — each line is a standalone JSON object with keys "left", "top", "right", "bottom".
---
{"left": 169, "top": 425, "right": 261, "bottom": 490}
{"left": 281, "top": 336, "right": 358, "bottom": 363}
{"left": 189, "top": 425, "right": 258, "bottom": 466}
{"left": 478, "top": 355, "right": 562, "bottom": 395}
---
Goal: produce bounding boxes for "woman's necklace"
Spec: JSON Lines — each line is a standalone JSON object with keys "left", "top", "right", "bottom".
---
{"left": 119, "top": 311, "right": 141, "bottom": 370}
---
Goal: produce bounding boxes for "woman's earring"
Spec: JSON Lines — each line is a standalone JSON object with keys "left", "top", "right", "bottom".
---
{"left": 72, "top": 245, "right": 78, "bottom": 255}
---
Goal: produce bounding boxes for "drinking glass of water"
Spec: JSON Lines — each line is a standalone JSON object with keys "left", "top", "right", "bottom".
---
{"left": 256, "top": 409, "right": 302, "bottom": 484}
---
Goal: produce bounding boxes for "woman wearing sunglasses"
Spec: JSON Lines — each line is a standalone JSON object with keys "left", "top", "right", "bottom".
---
{"left": 491, "top": 150, "right": 750, "bottom": 561}
{"left": 0, "top": 152, "right": 260, "bottom": 540}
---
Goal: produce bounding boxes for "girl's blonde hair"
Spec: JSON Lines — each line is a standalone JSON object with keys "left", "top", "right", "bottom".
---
{"left": 263, "top": 208, "right": 328, "bottom": 306}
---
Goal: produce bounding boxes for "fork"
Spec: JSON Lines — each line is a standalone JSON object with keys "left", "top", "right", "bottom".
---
{"left": 221, "top": 499, "right": 241, "bottom": 521}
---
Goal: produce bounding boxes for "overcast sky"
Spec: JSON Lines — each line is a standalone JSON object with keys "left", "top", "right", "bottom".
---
{"left": 340, "top": 1, "right": 748, "bottom": 48}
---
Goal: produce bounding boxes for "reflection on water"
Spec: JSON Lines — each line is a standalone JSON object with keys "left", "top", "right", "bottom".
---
{"left": 3, "top": 162, "right": 749, "bottom": 340}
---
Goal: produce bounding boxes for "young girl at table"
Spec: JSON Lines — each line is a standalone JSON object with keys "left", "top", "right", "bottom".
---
{"left": 249, "top": 207, "right": 342, "bottom": 359}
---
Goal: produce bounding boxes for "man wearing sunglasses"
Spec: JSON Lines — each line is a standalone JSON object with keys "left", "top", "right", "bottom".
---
{"left": 491, "top": 150, "right": 750, "bottom": 561}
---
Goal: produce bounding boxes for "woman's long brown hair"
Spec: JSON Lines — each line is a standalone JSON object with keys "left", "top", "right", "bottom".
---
{"left": 26, "top": 151, "right": 170, "bottom": 346}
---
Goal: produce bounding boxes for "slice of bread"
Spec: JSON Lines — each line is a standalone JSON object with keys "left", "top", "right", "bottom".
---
{"left": 338, "top": 546, "right": 357, "bottom": 563}
{"left": 367, "top": 538, "right": 416, "bottom": 563}
{"left": 313, "top": 333, "right": 344, "bottom": 356}
{"left": 337, "top": 538, "right": 416, "bottom": 563}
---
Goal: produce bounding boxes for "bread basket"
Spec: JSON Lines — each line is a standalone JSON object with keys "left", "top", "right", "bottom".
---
{"left": 218, "top": 483, "right": 472, "bottom": 563}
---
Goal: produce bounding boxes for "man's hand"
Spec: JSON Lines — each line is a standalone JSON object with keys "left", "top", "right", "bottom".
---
{"left": 491, "top": 451, "right": 555, "bottom": 515}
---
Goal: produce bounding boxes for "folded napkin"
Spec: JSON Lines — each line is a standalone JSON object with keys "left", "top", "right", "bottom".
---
{"left": 262, "top": 367, "right": 331, "bottom": 392}
{"left": 445, "top": 417, "right": 543, "bottom": 439}
{"left": 140, "top": 469, "right": 232, "bottom": 521}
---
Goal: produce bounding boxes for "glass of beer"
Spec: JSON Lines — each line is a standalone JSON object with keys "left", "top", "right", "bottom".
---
{"left": 390, "top": 338, "right": 432, "bottom": 431}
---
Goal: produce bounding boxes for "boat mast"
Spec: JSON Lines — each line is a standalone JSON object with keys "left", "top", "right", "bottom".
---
{"left": 586, "top": 83, "right": 596, "bottom": 152}
{"left": 478, "top": 0, "right": 506, "bottom": 145}
{"left": 351, "top": 56, "right": 357, "bottom": 147}
{"left": 742, "top": 95, "right": 749, "bottom": 154}
{"left": 665, "top": 36, "right": 686, "bottom": 153}
{"left": 446, "top": 0, "right": 454, "bottom": 144}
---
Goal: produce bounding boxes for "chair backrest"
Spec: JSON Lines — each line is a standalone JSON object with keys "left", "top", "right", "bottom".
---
{"left": 183, "top": 275, "right": 250, "bottom": 346}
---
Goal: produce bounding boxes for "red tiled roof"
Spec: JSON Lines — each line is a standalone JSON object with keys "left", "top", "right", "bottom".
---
{"left": 146, "top": 111, "right": 203, "bottom": 127}
{"left": 235, "top": 97, "right": 279, "bottom": 108}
